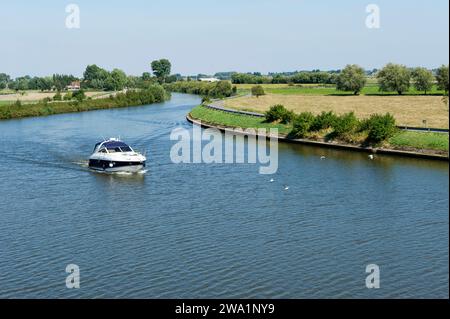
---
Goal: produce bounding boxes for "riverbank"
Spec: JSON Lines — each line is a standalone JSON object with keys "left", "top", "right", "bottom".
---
{"left": 188, "top": 105, "right": 449, "bottom": 161}
{"left": 0, "top": 86, "right": 169, "bottom": 120}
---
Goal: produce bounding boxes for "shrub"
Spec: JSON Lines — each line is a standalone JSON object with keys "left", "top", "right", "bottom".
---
{"left": 63, "top": 92, "right": 73, "bottom": 100}
{"left": 251, "top": 85, "right": 265, "bottom": 98}
{"left": 53, "top": 91, "right": 62, "bottom": 101}
{"left": 164, "top": 81, "right": 234, "bottom": 99}
{"left": 333, "top": 112, "right": 359, "bottom": 137}
{"left": 202, "top": 96, "right": 212, "bottom": 104}
{"left": 280, "top": 109, "right": 296, "bottom": 124}
{"left": 290, "top": 112, "right": 315, "bottom": 138}
{"left": 72, "top": 89, "right": 86, "bottom": 102}
{"left": 209, "top": 81, "right": 233, "bottom": 99}
{"left": 365, "top": 113, "right": 397, "bottom": 144}
{"left": 311, "top": 111, "right": 338, "bottom": 131}
{"left": 265, "top": 104, "right": 288, "bottom": 123}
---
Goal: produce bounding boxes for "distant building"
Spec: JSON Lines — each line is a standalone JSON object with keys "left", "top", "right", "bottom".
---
{"left": 199, "top": 77, "right": 220, "bottom": 83}
{"left": 66, "top": 81, "right": 81, "bottom": 91}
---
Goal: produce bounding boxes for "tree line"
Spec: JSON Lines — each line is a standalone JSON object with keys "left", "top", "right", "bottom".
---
{"left": 0, "top": 58, "right": 176, "bottom": 92}
{"left": 231, "top": 64, "right": 449, "bottom": 96}
{"left": 0, "top": 85, "right": 169, "bottom": 120}
{"left": 336, "top": 64, "right": 448, "bottom": 95}
{"left": 231, "top": 71, "right": 338, "bottom": 85}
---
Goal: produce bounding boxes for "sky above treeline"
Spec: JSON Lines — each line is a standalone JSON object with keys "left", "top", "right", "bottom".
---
{"left": 0, "top": 0, "right": 448, "bottom": 77}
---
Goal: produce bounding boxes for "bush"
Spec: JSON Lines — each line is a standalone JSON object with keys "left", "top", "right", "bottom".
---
{"left": 280, "top": 109, "right": 296, "bottom": 124}
{"left": 202, "top": 96, "right": 212, "bottom": 104}
{"left": 251, "top": 85, "right": 265, "bottom": 98}
{"left": 63, "top": 92, "right": 73, "bottom": 100}
{"left": 311, "top": 111, "right": 338, "bottom": 131}
{"left": 365, "top": 113, "right": 397, "bottom": 143}
{"left": 164, "top": 81, "right": 234, "bottom": 99}
{"left": 265, "top": 104, "right": 288, "bottom": 123}
{"left": 333, "top": 112, "right": 359, "bottom": 137}
{"left": 290, "top": 112, "right": 315, "bottom": 138}
{"left": 53, "top": 91, "right": 62, "bottom": 101}
{"left": 209, "top": 81, "right": 233, "bottom": 99}
{"left": 72, "top": 89, "right": 86, "bottom": 102}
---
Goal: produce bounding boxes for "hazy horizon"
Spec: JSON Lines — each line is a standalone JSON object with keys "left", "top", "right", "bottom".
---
{"left": 1, "top": 0, "right": 448, "bottom": 78}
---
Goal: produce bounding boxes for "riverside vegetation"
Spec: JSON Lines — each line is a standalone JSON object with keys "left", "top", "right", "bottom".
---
{"left": 0, "top": 85, "right": 168, "bottom": 120}
{"left": 190, "top": 105, "right": 449, "bottom": 154}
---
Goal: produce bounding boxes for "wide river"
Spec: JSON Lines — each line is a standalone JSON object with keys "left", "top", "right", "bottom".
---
{"left": 0, "top": 93, "right": 448, "bottom": 298}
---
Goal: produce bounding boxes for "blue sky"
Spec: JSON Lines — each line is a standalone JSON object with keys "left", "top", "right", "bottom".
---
{"left": 0, "top": 0, "right": 448, "bottom": 77}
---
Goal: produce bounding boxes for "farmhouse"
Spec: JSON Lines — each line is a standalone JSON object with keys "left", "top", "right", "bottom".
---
{"left": 66, "top": 81, "right": 81, "bottom": 91}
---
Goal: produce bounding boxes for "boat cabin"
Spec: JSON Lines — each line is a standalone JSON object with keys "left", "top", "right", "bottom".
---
{"left": 94, "top": 140, "right": 133, "bottom": 154}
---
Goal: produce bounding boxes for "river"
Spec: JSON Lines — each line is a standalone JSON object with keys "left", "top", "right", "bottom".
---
{"left": 0, "top": 93, "right": 448, "bottom": 298}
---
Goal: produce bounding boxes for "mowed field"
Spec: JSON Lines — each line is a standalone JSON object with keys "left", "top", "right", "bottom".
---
{"left": 224, "top": 94, "right": 449, "bottom": 129}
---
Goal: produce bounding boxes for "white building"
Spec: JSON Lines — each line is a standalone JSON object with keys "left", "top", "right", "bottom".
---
{"left": 66, "top": 81, "right": 81, "bottom": 91}
{"left": 199, "top": 77, "right": 220, "bottom": 83}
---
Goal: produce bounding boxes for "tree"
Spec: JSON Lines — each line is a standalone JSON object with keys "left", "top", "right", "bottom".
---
{"left": 376, "top": 63, "right": 411, "bottom": 95}
{"left": 436, "top": 65, "right": 449, "bottom": 95}
{"left": 251, "top": 85, "right": 265, "bottom": 98}
{"left": 83, "top": 65, "right": 110, "bottom": 89}
{"left": 105, "top": 69, "right": 127, "bottom": 91}
{"left": 209, "top": 81, "right": 233, "bottom": 98}
{"left": 142, "top": 72, "right": 152, "bottom": 81}
{"left": 0, "top": 73, "right": 10, "bottom": 89}
{"left": 412, "top": 67, "right": 434, "bottom": 95}
{"left": 151, "top": 59, "right": 171, "bottom": 83}
{"left": 336, "top": 65, "right": 367, "bottom": 95}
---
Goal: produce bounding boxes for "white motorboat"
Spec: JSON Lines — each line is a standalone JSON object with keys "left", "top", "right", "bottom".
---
{"left": 89, "top": 138, "right": 146, "bottom": 173}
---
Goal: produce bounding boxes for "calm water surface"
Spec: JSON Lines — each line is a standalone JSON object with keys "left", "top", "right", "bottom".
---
{"left": 0, "top": 94, "right": 448, "bottom": 298}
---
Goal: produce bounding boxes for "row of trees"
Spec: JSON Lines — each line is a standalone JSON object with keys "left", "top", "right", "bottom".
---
{"left": 0, "top": 58, "right": 175, "bottom": 92}
{"left": 230, "top": 65, "right": 449, "bottom": 96}
{"left": 231, "top": 71, "right": 338, "bottom": 85}
{"left": 336, "top": 64, "right": 449, "bottom": 95}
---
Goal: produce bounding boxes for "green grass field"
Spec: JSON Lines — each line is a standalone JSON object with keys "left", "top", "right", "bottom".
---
{"left": 190, "top": 105, "right": 292, "bottom": 135}
{"left": 190, "top": 105, "right": 449, "bottom": 152}
{"left": 236, "top": 84, "right": 445, "bottom": 96}
{"left": 389, "top": 131, "right": 449, "bottom": 152}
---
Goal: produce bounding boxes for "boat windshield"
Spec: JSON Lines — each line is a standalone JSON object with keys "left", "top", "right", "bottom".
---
{"left": 106, "top": 146, "right": 133, "bottom": 153}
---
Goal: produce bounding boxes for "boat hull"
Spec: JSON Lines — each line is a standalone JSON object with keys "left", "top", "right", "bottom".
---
{"left": 89, "top": 159, "right": 146, "bottom": 173}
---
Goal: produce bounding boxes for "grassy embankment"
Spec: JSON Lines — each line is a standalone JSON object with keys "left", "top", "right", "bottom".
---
{"left": 190, "top": 105, "right": 449, "bottom": 153}
{"left": 0, "top": 87, "right": 169, "bottom": 120}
